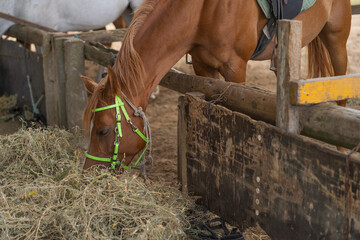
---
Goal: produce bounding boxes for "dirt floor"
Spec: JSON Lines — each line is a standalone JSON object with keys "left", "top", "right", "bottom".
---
{"left": 1, "top": 14, "right": 360, "bottom": 239}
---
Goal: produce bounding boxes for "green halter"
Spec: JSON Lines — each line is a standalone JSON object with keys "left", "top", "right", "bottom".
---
{"left": 85, "top": 95, "right": 148, "bottom": 170}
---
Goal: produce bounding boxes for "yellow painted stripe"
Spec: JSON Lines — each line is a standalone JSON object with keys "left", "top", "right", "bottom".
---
{"left": 290, "top": 74, "right": 360, "bottom": 105}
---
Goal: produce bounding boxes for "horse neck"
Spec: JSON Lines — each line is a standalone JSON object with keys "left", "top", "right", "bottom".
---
{"left": 131, "top": 0, "right": 204, "bottom": 106}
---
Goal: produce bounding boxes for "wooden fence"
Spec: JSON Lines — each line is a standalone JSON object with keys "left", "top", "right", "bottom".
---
{"left": 178, "top": 20, "right": 360, "bottom": 240}
{"left": 2, "top": 25, "right": 125, "bottom": 128}
{"left": 180, "top": 92, "right": 360, "bottom": 240}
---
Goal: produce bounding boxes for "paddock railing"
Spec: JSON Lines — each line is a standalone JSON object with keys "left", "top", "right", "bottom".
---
{"left": 177, "top": 19, "right": 360, "bottom": 240}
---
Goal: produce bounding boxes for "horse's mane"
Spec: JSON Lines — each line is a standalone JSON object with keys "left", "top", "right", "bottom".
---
{"left": 82, "top": 79, "right": 111, "bottom": 132}
{"left": 114, "top": 0, "right": 159, "bottom": 95}
{"left": 83, "top": 0, "right": 159, "bottom": 132}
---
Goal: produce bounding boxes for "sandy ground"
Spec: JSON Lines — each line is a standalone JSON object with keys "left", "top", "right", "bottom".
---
{"left": 1, "top": 14, "right": 359, "bottom": 239}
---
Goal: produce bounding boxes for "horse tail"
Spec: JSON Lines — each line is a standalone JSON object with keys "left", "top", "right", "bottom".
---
{"left": 307, "top": 36, "right": 334, "bottom": 79}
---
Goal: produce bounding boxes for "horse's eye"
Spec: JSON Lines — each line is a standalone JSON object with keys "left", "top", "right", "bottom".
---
{"left": 97, "top": 128, "right": 111, "bottom": 136}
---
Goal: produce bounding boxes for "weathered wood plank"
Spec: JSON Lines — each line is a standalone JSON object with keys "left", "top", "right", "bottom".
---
{"left": 64, "top": 38, "right": 86, "bottom": 129}
{"left": 84, "top": 42, "right": 117, "bottom": 67}
{"left": 53, "top": 37, "right": 68, "bottom": 128}
{"left": 177, "top": 96, "right": 187, "bottom": 193}
{"left": 161, "top": 70, "right": 277, "bottom": 124}
{"left": 4, "top": 24, "right": 48, "bottom": 46}
{"left": 41, "top": 33, "right": 63, "bottom": 126}
{"left": 160, "top": 70, "right": 360, "bottom": 150}
{"left": 290, "top": 74, "right": 360, "bottom": 105}
{"left": 276, "top": 20, "right": 302, "bottom": 134}
{"left": 0, "top": 39, "right": 46, "bottom": 117}
{"left": 300, "top": 103, "right": 360, "bottom": 149}
{"left": 184, "top": 94, "right": 360, "bottom": 240}
{"left": 352, "top": 5, "right": 360, "bottom": 15}
{"left": 76, "top": 28, "right": 127, "bottom": 43}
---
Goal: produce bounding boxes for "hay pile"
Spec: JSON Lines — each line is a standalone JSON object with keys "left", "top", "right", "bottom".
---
{"left": 0, "top": 127, "right": 205, "bottom": 239}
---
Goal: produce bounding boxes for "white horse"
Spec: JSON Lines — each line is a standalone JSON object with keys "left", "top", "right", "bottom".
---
{"left": 0, "top": 0, "right": 162, "bottom": 99}
{"left": 0, "top": 0, "right": 143, "bottom": 35}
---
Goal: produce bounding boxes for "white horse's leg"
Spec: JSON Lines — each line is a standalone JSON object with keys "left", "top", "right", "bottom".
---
{"left": 129, "top": 0, "right": 143, "bottom": 11}
{"left": 150, "top": 86, "right": 160, "bottom": 99}
{"left": 121, "top": 6, "right": 133, "bottom": 26}
{"left": 95, "top": 65, "right": 107, "bottom": 83}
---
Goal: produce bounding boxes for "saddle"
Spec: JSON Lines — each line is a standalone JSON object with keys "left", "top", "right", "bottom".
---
{"left": 251, "top": 0, "right": 315, "bottom": 59}
{"left": 270, "top": 0, "right": 304, "bottom": 19}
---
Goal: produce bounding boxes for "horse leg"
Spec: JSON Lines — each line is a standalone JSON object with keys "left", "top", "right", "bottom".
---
{"left": 318, "top": 0, "right": 351, "bottom": 107}
{"left": 119, "top": 6, "right": 134, "bottom": 27}
{"left": 319, "top": 33, "right": 349, "bottom": 152}
{"left": 318, "top": 32, "right": 349, "bottom": 108}
{"left": 113, "top": 16, "right": 127, "bottom": 29}
{"left": 317, "top": 1, "right": 351, "bottom": 151}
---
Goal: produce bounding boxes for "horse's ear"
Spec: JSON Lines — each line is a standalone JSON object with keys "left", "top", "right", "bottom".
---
{"left": 105, "top": 66, "right": 120, "bottom": 95}
{"left": 81, "top": 76, "right": 97, "bottom": 94}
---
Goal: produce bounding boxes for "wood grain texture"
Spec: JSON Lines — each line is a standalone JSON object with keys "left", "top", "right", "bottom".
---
{"left": 64, "top": 38, "right": 86, "bottom": 129}
{"left": 290, "top": 74, "right": 360, "bottom": 105}
{"left": 177, "top": 96, "right": 187, "bottom": 193}
{"left": 0, "top": 39, "right": 46, "bottom": 117}
{"left": 53, "top": 37, "right": 68, "bottom": 128}
{"left": 160, "top": 70, "right": 360, "bottom": 149}
{"left": 4, "top": 24, "right": 48, "bottom": 46}
{"left": 276, "top": 20, "right": 302, "bottom": 134}
{"left": 183, "top": 94, "right": 360, "bottom": 240}
{"left": 76, "top": 29, "right": 127, "bottom": 43}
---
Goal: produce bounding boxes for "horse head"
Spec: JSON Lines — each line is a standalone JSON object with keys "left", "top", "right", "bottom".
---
{"left": 81, "top": 66, "right": 149, "bottom": 171}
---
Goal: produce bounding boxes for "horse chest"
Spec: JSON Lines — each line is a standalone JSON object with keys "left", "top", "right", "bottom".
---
{"left": 190, "top": 46, "right": 228, "bottom": 70}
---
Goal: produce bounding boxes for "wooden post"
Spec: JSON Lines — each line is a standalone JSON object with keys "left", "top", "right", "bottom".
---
{"left": 42, "top": 32, "right": 63, "bottom": 126}
{"left": 64, "top": 38, "right": 86, "bottom": 129}
{"left": 178, "top": 96, "right": 187, "bottom": 193}
{"left": 276, "top": 20, "right": 302, "bottom": 134}
{"left": 53, "top": 37, "right": 69, "bottom": 128}
{"left": 178, "top": 92, "right": 206, "bottom": 193}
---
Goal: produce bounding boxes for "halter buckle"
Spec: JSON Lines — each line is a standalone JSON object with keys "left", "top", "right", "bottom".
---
{"left": 127, "top": 120, "right": 138, "bottom": 132}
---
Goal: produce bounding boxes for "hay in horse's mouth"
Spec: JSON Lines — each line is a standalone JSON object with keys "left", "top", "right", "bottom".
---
{"left": 0, "top": 127, "right": 207, "bottom": 239}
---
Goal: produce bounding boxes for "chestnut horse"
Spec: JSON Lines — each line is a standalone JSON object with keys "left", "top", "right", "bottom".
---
{"left": 81, "top": 0, "right": 351, "bottom": 170}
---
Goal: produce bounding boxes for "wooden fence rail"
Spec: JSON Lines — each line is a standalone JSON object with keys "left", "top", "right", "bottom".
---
{"left": 290, "top": 74, "right": 360, "bottom": 105}
{"left": 352, "top": 4, "right": 360, "bottom": 14}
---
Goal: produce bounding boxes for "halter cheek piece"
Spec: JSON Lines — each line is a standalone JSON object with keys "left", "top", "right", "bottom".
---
{"left": 85, "top": 94, "right": 149, "bottom": 171}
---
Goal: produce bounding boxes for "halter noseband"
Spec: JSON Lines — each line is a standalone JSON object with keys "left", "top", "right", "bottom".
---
{"left": 85, "top": 94, "right": 149, "bottom": 170}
